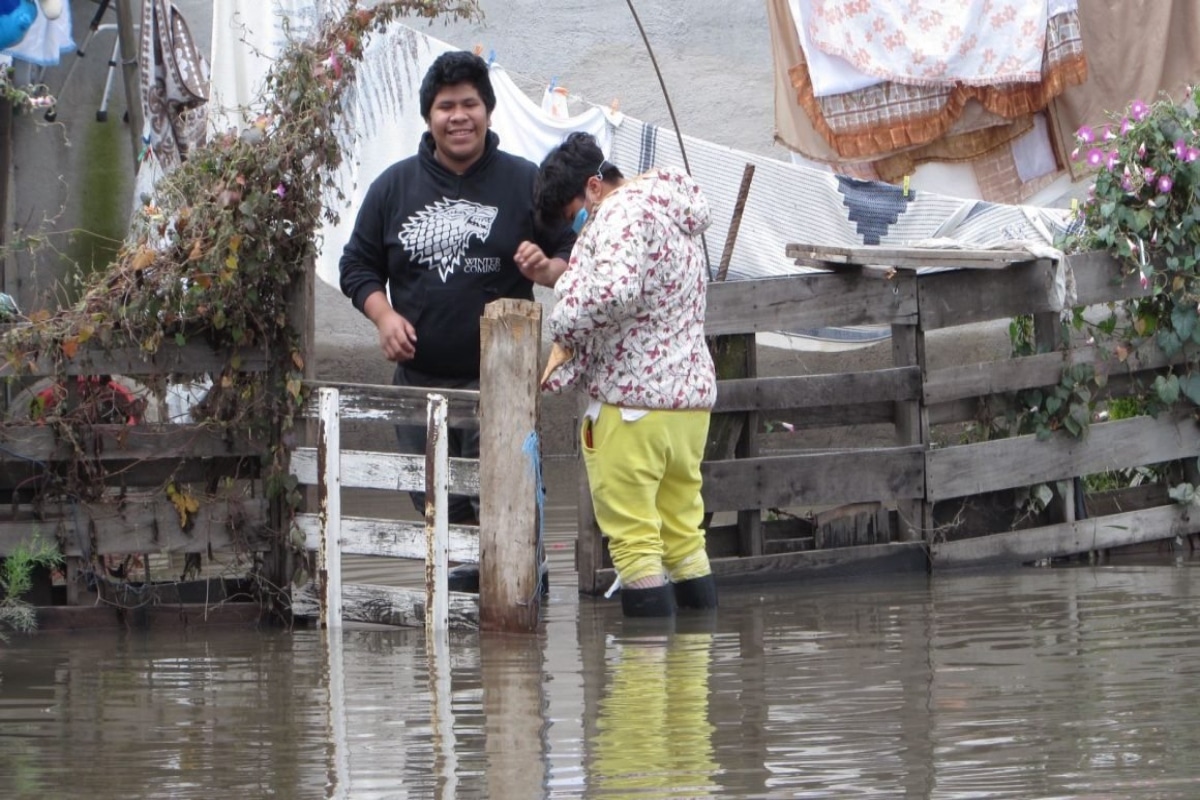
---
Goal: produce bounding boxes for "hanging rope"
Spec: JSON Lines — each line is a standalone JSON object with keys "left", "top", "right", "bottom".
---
{"left": 523, "top": 429, "right": 546, "bottom": 605}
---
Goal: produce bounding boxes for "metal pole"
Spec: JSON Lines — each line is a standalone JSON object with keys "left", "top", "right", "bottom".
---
{"left": 114, "top": 0, "right": 144, "bottom": 165}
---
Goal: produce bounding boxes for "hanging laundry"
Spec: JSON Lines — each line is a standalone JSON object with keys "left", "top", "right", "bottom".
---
{"left": 0, "top": 0, "right": 35, "bottom": 51}
{"left": 806, "top": 0, "right": 1048, "bottom": 88}
{"left": 138, "top": 0, "right": 210, "bottom": 173}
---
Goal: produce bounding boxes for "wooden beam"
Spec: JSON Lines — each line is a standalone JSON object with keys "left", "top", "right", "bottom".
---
{"left": 296, "top": 514, "right": 478, "bottom": 563}
{"left": 930, "top": 504, "right": 1200, "bottom": 568}
{"left": 300, "top": 381, "right": 479, "bottom": 428}
{"left": 291, "top": 581, "right": 479, "bottom": 630}
{"left": 926, "top": 411, "right": 1200, "bottom": 503}
{"left": 715, "top": 367, "right": 920, "bottom": 413}
{"left": 479, "top": 299, "right": 543, "bottom": 633}
{"left": 706, "top": 270, "right": 918, "bottom": 335}
{"left": 291, "top": 447, "right": 479, "bottom": 494}
{"left": 0, "top": 497, "right": 272, "bottom": 557}
{"left": 702, "top": 447, "right": 925, "bottom": 512}
{"left": 0, "top": 339, "right": 269, "bottom": 378}
{"left": 916, "top": 259, "right": 1060, "bottom": 330}
{"left": 591, "top": 541, "right": 929, "bottom": 590}
{"left": 0, "top": 423, "right": 266, "bottom": 463}
{"left": 787, "top": 243, "right": 1036, "bottom": 270}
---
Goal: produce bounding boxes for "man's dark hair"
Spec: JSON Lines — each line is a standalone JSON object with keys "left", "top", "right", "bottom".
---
{"left": 419, "top": 51, "right": 496, "bottom": 120}
{"left": 534, "top": 132, "right": 624, "bottom": 226}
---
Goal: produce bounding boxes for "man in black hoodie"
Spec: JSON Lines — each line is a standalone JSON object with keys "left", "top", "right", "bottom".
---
{"left": 339, "top": 52, "right": 572, "bottom": 563}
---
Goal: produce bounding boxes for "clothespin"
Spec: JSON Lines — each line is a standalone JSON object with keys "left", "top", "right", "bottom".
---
{"left": 902, "top": 175, "right": 911, "bottom": 198}
{"left": 487, "top": 49, "right": 496, "bottom": 67}
{"left": 473, "top": 43, "right": 483, "bottom": 56}
{"left": 1070, "top": 197, "right": 1079, "bottom": 213}
{"left": 548, "top": 75, "right": 557, "bottom": 92}
{"left": 609, "top": 97, "right": 620, "bottom": 114}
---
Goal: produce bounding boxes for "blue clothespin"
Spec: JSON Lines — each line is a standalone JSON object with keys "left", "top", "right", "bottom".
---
{"left": 549, "top": 75, "right": 557, "bottom": 92}
{"left": 487, "top": 49, "right": 496, "bottom": 68}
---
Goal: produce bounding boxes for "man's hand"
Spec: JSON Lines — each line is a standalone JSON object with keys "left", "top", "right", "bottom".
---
{"left": 363, "top": 291, "right": 417, "bottom": 362}
{"left": 516, "top": 241, "right": 568, "bottom": 287}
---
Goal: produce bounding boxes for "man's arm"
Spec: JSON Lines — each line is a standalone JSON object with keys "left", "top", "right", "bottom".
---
{"left": 515, "top": 241, "right": 568, "bottom": 287}
{"left": 362, "top": 290, "right": 417, "bottom": 363}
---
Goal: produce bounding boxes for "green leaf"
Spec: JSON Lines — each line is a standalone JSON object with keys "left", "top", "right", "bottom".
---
{"left": 1179, "top": 373, "right": 1200, "bottom": 405}
{"left": 1168, "top": 482, "right": 1196, "bottom": 505}
{"left": 1157, "top": 328, "right": 1183, "bottom": 358}
{"left": 1155, "top": 373, "right": 1181, "bottom": 404}
{"left": 174, "top": 332, "right": 187, "bottom": 347}
{"left": 1171, "top": 303, "right": 1198, "bottom": 341}
{"left": 1045, "top": 395, "right": 1062, "bottom": 414}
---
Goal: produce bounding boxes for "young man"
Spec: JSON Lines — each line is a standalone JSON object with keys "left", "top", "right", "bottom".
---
{"left": 339, "top": 51, "right": 571, "bottom": 589}
{"left": 535, "top": 132, "right": 718, "bottom": 618}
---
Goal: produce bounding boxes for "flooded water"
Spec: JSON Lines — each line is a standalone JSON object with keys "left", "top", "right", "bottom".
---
{"left": 6, "top": 462, "right": 1200, "bottom": 798}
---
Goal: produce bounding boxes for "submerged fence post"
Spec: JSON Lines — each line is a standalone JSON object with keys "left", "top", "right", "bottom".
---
{"left": 317, "top": 387, "right": 343, "bottom": 629}
{"left": 479, "top": 299, "right": 543, "bottom": 633}
{"left": 425, "top": 393, "right": 450, "bottom": 632}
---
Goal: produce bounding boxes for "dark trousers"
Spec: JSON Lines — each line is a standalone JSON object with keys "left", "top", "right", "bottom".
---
{"left": 392, "top": 363, "right": 480, "bottom": 524}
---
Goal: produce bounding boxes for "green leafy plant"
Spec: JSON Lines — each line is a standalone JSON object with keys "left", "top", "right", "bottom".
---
{"left": 0, "top": 536, "right": 62, "bottom": 639}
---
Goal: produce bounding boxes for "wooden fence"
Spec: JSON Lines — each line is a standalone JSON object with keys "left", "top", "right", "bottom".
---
{"left": 288, "top": 299, "right": 546, "bottom": 632}
{"left": 576, "top": 247, "right": 1200, "bottom": 593}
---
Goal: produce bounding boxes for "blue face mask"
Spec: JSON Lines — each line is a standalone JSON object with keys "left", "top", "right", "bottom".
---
{"left": 571, "top": 206, "right": 589, "bottom": 234}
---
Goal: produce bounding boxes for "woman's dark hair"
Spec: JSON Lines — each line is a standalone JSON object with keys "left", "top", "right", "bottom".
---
{"left": 419, "top": 51, "right": 497, "bottom": 120}
{"left": 534, "top": 132, "right": 623, "bottom": 226}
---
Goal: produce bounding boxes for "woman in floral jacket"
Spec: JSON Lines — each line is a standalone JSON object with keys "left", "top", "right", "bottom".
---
{"left": 534, "top": 132, "right": 717, "bottom": 618}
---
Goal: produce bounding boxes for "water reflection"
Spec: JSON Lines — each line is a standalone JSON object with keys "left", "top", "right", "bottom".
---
{"left": 5, "top": 565, "right": 1200, "bottom": 798}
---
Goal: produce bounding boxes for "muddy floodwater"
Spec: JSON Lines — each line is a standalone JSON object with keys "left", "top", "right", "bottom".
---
{"left": 5, "top": 461, "right": 1200, "bottom": 798}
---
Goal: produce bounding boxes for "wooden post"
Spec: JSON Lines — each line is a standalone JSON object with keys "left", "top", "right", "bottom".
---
{"left": 479, "top": 299, "right": 542, "bottom": 632}
{"left": 425, "top": 393, "right": 450, "bottom": 632}
{"left": 317, "top": 387, "right": 342, "bottom": 629}
{"left": 892, "top": 274, "right": 929, "bottom": 542}
{"left": 115, "top": 0, "right": 144, "bottom": 166}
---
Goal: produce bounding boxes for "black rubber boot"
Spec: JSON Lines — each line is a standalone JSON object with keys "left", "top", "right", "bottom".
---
{"left": 672, "top": 574, "right": 718, "bottom": 610}
{"left": 620, "top": 584, "right": 676, "bottom": 618}
{"left": 446, "top": 560, "right": 549, "bottom": 596}
{"left": 447, "top": 564, "right": 479, "bottom": 594}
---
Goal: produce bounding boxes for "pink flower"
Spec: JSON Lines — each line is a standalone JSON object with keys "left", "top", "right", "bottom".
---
{"left": 1137, "top": 142, "right": 1147, "bottom": 160}
{"left": 1174, "top": 138, "right": 1188, "bottom": 159}
{"left": 1130, "top": 99, "right": 1149, "bottom": 121}
{"left": 1106, "top": 150, "right": 1119, "bottom": 170}
{"left": 1187, "top": 147, "right": 1200, "bottom": 162}
{"left": 1086, "top": 148, "right": 1105, "bottom": 167}
{"left": 1121, "top": 175, "right": 1135, "bottom": 192}
{"left": 1144, "top": 167, "right": 1157, "bottom": 182}
{"left": 1140, "top": 274, "right": 1150, "bottom": 290}
{"left": 1103, "top": 125, "right": 1116, "bottom": 141}
{"left": 1158, "top": 174, "right": 1174, "bottom": 193}
{"left": 1070, "top": 147, "right": 1080, "bottom": 161}
{"left": 1075, "top": 125, "right": 1094, "bottom": 143}
{"left": 1120, "top": 117, "right": 1133, "bottom": 135}
{"left": 273, "top": 183, "right": 287, "bottom": 198}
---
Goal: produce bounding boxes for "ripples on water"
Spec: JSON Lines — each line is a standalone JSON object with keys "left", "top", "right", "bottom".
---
{"left": 5, "top": 563, "right": 1200, "bottom": 798}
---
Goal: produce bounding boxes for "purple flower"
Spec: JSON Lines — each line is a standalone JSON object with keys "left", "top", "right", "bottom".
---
{"left": 1103, "top": 125, "right": 1116, "bottom": 141}
{"left": 1158, "top": 174, "right": 1174, "bottom": 193}
{"left": 1140, "top": 273, "right": 1150, "bottom": 290}
{"left": 1120, "top": 117, "right": 1133, "bottom": 135}
{"left": 1187, "top": 147, "right": 1200, "bottom": 162}
{"left": 1070, "top": 147, "right": 1080, "bottom": 162}
{"left": 1086, "top": 148, "right": 1105, "bottom": 167}
{"left": 1174, "top": 138, "right": 1188, "bottom": 159}
{"left": 273, "top": 183, "right": 287, "bottom": 198}
{"left": 1075, "top": 125, "right": 1095, "bottom": 143}
{"left": 1137, "top": 142, "right": 1147, "bottom": 160}
{"left": 1106, "top": 150, "right": 1119, "bottom": 170}
{"left": 1121, "top": 174, "right": 1135, "bottom": 192}
{"left": 1144, "top": 167, "right": 1157, "bottom": 182}
{"left": 1131, "top": 99, "right": 1149, "bottom": 121}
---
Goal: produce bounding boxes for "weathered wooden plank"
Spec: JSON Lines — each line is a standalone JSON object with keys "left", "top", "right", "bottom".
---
{"left": 706, "top": 271, "right": 918, "bottom": 335}
{"left": 300, "top": 381, "right": 479, "bottom": 428}
{"left": 0, "top": 423, "right": 266, "bottom": 463}
{"left": 924, "top": 343, "right": 1174, "bottom": 406}
{"left": 930, "top": 504, "right": 1200, "bottom": 568}
{"left": 296, "top": 514, "right": 478, "bottom": 563}
{"left": 1068, "top": 249, "right": 1152, "bottom": 306}
{"left": 917, "top": 259, "right": 1060, "bottom": 330}
{"left": 787, "top": 243, "right": 1035, "bottom": 270}
{"left": 290, "top": 581, "right": 479, "bottom": 630}
{"left": 0, "top": 338, "right": 269, "bottom": 378}
{"left": 0, "top": 497, "right": 271, "bottom": 557}
{"left": 291, "top": 447, "right": 479, "bottom": 494}
{"left": 479, "top": 299, "right": 543, "bottom": 632}
{"left": 702, "top": 447, "right": 925, "bottom": 512}
{"left": 592, "top": 542, "right": 928, "bottom": 590}
{"left": 715, "top": 367, "right": 920, "bottom": 413}
{"left": 317, "top": 387, "right": 343, "bottom": 629}
{"left": 926, "top": 411, "right": 1200, "bottom": 503}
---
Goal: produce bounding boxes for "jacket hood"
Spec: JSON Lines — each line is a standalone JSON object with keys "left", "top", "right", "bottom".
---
{"left": 634, "top": 167, "right": 712, "bottom": 237}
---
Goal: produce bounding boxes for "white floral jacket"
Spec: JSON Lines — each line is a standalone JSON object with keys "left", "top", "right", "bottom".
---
{"left": 543, "top": 168, "right": 717, "bottom": 410}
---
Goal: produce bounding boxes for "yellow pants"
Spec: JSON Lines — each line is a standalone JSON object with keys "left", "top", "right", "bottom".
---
{"left": 581, "top": 405, "right": 712, "bottom": 585}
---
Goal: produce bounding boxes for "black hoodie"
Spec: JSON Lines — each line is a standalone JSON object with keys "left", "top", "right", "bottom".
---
{"left": 339, "top": 130, "right": 573, "bottom": 378}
